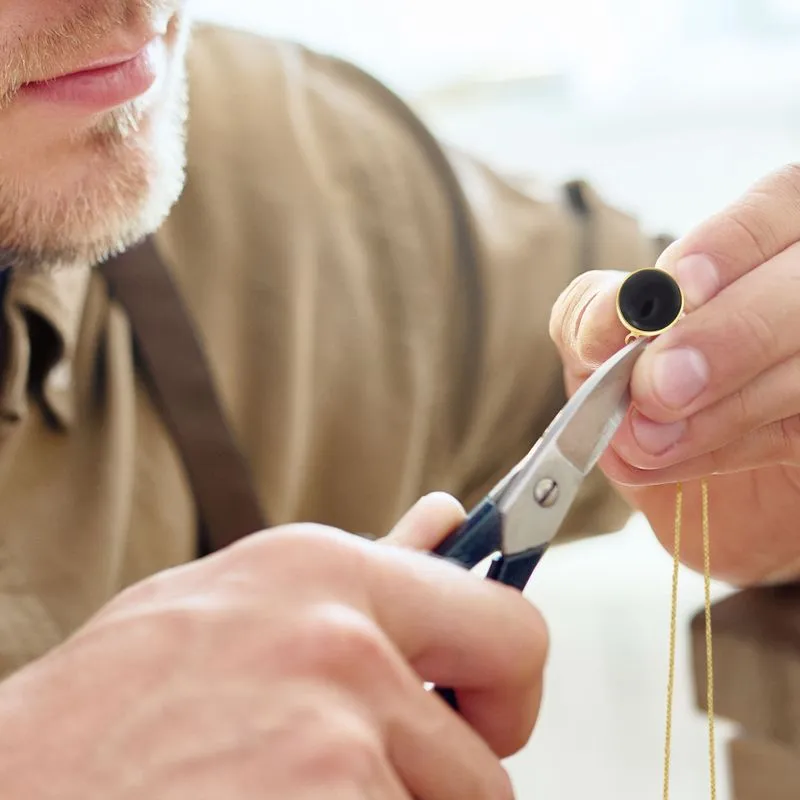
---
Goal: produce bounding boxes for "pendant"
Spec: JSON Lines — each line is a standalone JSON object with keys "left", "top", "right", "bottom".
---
{"left": 616, "top": 268, "right": 685, "bottom": 344}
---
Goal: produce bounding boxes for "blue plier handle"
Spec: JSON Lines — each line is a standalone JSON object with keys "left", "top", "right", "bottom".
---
{"left": 433, "top": 501, "right": 547, "bottom": 591}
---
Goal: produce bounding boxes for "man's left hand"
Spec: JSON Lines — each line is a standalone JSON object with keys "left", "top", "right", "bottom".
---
{"left": 550, "top": 164, "right": 800, "bottom": 586}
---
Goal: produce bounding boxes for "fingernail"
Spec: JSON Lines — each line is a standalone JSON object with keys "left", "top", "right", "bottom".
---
{"left": 652, "top": 348, "right": 710, "bottom": 409}
{"left": 631, "top": 412, "right": 686, "bottom": 455}
{"left": 675, "top": 254, "right": 720, "bottom": 309}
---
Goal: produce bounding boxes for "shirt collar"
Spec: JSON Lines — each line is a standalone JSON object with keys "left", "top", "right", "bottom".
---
{"left": 1, "top": 265, "right": 91, "bottom": 429}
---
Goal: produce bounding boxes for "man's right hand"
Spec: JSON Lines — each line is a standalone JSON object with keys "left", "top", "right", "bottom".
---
{"left": 0, "top": 494, "right": 546, "bottom": 799}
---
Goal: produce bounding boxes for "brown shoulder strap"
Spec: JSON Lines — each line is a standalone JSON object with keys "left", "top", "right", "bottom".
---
{"left": 101, "top": 236, "right": 268, "bottom": 554}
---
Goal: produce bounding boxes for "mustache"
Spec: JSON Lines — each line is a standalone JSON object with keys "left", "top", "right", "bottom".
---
{"left": 0, "top": 0, "right": 178, "bottom": 108}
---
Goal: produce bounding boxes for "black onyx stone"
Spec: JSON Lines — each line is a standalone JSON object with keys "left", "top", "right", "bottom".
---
{"left": 618, "top": 269, "right": 683, "bottom": 334}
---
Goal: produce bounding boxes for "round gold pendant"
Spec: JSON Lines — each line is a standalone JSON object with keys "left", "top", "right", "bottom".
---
{"left": 616, "top": 268, "right": 684, "bottom": 344}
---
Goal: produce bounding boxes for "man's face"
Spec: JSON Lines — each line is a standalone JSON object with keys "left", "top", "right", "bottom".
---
{"left": 0, "top": 1, "right": 191, "bottom": 271}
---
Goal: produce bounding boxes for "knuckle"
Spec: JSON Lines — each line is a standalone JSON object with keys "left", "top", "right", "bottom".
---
{"left": 699, "top": 163, "right": 800, "bottom": 272}
{"left": 718, "top": 386, "right": 759, "bottom": 445}
{"left": 729, "top": 306, "right": 779, "bottom": 365}
{"left": 300, "top": 712, "right": 385, "bottom": 786}
{"left": 227, "top": 524, "right": 325, "bottom": 562}
{"left": 285, "top": 604, "right": 397, "bottom": 687}
{"left": 731, "top": 388, "right": 751, "bottom": 429}
{"left": 223, "top": 523, "right": 354, "bottom": 583}
{"left": 778, "top": 416, "right": 800, "bottom": 461}
{"left": 770, "top": 163, "right": 800, "bottom": 203}
{"left": 105, "top": 571, "right": 165, "bottom": 608}
{"left": 728, "top": 163, "right": 800, "bottom": 259}
{"left": 706, "top": 445, "right": 728, "bottom": 476}
{"left": 724, "top": 203, "right": 777, "bottom": 264}
{"left": 99, "top": 562, "right": 193, "bottom": 615}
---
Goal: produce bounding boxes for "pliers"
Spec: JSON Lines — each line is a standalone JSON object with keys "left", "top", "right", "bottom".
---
{"left": 433, "top": 337, "right": 649, "bottom": 704}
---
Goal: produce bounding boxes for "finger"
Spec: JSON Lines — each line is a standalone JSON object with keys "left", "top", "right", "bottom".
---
{"left": 604, "top": 469, "right": 799, "bottom": 585}
{"left": 549, "top": 269, "right": 628, "bottom": 379}
{"left": 631, "top": 239, "right": 800, "bottom": 424}
{"left": 598, "top": 446, "right": 708, "bottom": 487}
{"left": 367, "top": 546, "right": 548, "bottom": 757}
{"left": 227, "top": 525, "right": 547, "bottom": 757}
{"left": 324, "top": 614, "right": 518, "bottom": 797}
{"left": 385, "top": 493, "right": 466, "bottom": 550}
{"left": 656, "top": 164, "right": 800, "bottom": 308}
{"left": 612, "top": 351, "right": 800, "bottom": 468}
{"left": 298, "top": 606, "right": 519, "bottom": 796}
{"left": 600, "top": 416, "right": 800, "bottom": 487}
{"left": 354, "top": 756, "right": 412, "bottom": 800}
{"left": 266, "top": 700, "right": 414, "bottom": 800}
{"left": 389, "top": 671, "right": 516, "bottom": 799}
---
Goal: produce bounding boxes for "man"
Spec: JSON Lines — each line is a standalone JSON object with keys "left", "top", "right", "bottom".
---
{"left": 1, "top": 1, "right": 800, "bottom": 797}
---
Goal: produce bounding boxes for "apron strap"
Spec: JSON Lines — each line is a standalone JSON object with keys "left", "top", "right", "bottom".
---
{"left": 101, "top": 236, "right": 268, "bottom": 554}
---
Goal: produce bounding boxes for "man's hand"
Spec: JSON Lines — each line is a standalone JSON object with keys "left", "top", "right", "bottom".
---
{"left": 0, "top": 494, "right": 546, "bottom": 800}
{"left": 550, "top": 164, "right": 800, "bottom": 586}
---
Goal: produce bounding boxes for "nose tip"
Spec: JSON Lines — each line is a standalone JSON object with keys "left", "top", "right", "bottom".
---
{"left": 616, "top": 268, "right": 684, "bottom": 338}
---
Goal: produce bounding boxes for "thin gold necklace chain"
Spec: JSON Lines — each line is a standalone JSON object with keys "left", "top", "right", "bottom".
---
{"left": 662, "top": 480, "right": 716, "bottom": 800}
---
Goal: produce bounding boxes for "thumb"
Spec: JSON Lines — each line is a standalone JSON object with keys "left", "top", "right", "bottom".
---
{"left": 384, "top": 492, "right": 466, "bottom": 550}
{"left": 549, "top": 269, "right": 629, "bottom": 381}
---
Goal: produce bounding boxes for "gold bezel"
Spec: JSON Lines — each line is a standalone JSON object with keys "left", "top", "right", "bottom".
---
{"left": 616, "top": 267, "right": 685, "bottom": 340}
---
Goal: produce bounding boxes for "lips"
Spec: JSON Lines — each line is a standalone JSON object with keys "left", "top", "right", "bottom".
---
{"left": 19, "top": 37, "right": 166, "bottom": 110}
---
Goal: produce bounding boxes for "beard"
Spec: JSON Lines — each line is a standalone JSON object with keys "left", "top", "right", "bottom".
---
{"left": 0, "top": 1, "right": 190, "bottom": 273}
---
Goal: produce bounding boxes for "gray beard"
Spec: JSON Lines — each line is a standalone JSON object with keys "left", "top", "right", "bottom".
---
{"left": 0, "top": 22, "right": 190, "bottom": 274}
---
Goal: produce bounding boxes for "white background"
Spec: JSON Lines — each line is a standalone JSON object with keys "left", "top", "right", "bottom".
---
{"left": 189, "top": 1, "right": 799, "bottom": 796}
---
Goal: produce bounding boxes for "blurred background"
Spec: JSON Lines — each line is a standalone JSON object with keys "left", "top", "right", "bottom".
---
{"left": 192, "top": 0, "right": 800, "bottom": 236}
{"left": 190, "top": 1, "right": 800, "bottom": 796}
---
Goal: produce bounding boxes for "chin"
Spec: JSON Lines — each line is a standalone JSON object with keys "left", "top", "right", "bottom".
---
{"left": 0, "top": 28, "right": 190, "bottom": 273}
{"left": 89, "top": 82, "right": 190, "bottom": 267}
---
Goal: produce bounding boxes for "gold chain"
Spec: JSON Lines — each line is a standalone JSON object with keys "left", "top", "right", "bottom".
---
{"left": 701, "top": 480, "right": 717, "bottom": 800}
{"left": 662, "top": 479, "right": 716, "bottom": 800}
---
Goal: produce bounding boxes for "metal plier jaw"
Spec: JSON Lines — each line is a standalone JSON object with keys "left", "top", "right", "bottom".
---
{"left": 433, "top": 337, "right": 649, "bottom": 590}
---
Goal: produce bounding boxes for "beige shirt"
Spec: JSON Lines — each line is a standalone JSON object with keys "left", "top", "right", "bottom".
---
{"left": 0, "top": 24, "right": 661, "bottom": 678}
